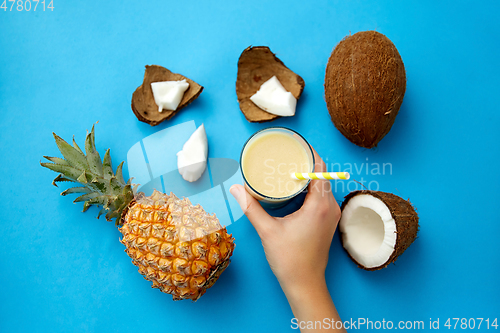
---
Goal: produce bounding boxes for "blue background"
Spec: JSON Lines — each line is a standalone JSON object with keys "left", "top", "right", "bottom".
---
{"left": 1, "top": 1, "right": 499, "bottom": 332}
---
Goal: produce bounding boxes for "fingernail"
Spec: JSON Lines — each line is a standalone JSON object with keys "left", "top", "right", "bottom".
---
{"left": 229, "top": 185, "right": 242, "bottom": 201}
{"left": 230, "top": 185, "right": 249, "bottom": 213}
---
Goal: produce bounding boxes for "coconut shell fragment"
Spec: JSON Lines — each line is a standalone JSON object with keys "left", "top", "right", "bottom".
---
{"left": 340, "top": 190, "right": 419, "bottom": 271}
{"left": 236, "top": 46, "right": 305, "bottom": 122}
{"left": 132, "top": 65, "right": 203, "bottom": 126}
{"left": 325, "top": 31, "right": 406, "bottom": 148}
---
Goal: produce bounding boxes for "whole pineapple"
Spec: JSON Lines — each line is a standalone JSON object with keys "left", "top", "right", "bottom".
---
{"left": 41, "top": 125, "right": 235, "bottom": 301}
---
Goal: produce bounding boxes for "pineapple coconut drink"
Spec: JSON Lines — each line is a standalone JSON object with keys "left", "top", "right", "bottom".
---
{"left": 41, "top": 125, "right": 235, "bottom": 301}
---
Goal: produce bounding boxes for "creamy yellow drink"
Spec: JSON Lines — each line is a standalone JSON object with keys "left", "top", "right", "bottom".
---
{"left": 241, "top": 129, "right": 312, "bottom": 199}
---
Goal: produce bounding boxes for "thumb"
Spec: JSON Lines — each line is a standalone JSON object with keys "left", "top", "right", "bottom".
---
{"left": 230, "top": 184, "right": 274, "bottom": 236}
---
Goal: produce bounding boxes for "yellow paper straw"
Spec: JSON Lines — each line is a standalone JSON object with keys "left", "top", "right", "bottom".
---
{"left": 291, "top": 172, "right": 350, "bottom": 180}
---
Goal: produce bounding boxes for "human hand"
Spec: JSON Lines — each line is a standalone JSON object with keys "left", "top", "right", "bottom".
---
{"left": 230, "top": 148, "right": 345, "bottom": 331}
{"left": 229, "top": 148, "right": 341, "bottom": 293}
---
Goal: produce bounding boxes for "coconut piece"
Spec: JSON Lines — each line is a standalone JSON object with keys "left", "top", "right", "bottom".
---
{"left": 236, "top": 46, "right": 305, "bottom": 122}
{"left": 339, "top": 190, "right": 418, "bottom": 271}
{"left": 151, "top": 80, "right": 190, "bottom": 112}
{"left": 132, "top": 65, "right": 203, "bottom": 126}
{"left": 250, "top": 76, "right": 297, "bottom": 117}
{"left": 325, "top": 31, "right": 406, "bottom": 148}
{"left": 177, "top": 124, "right": 208, "bottom": 182}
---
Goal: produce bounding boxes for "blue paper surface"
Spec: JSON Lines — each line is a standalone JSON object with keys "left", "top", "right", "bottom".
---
{"left": 1, "top": 1, "right": 499, "bottom": 332}
{"left": 126, "top": 122, "right": 243, "bottom": 227}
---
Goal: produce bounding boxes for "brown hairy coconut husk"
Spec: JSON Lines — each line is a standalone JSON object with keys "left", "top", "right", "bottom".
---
{"left": 325, "top": 31, "right": 406, "bottom": 148}
{"left": 132, "top": 65, "right": 203, "bottom": 126}
{"left": 236, "top": 46, "right": 305, "bottom": 122}
{"left": 339, "top": 190, "right": 418, "bottom": 271}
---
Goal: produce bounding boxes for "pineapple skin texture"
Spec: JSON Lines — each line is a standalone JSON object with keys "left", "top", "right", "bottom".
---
{"left": 119, "top": 191, "right": 235, "bottom": 301}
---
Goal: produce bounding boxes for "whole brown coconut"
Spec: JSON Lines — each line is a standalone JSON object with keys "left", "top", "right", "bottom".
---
{"left": 325, "top": 31, "right": 406, "bottom": 148}
{"left": 339, "top": 190, "right": 419, "bottom": 271}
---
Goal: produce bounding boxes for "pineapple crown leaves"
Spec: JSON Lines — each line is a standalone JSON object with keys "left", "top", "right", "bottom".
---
{"left": 41, "top": 124, "right": 135, "bottom": 225}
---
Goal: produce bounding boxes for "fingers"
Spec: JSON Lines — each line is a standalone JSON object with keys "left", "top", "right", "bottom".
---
{"left": 302, "top": 147, "right": 332, "bottom": 208}
{"left": 230, "top": 184, "right": 275, "bottom": 237}
{"left": 312, "top": 147, "right": 327, "bottom": 173}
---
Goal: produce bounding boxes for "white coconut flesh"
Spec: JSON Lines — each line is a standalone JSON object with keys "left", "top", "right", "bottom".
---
{"left": 177, "top": 124, "right": 208, "bottom": 182}
{"left": 340, "top": 194, "right": 397, "bottom": 269}
{"left": 151, "top": 79, "right": 190, "bottom": 112}
{"left": 250, "top": 76, "right": 297, "bottom": 117}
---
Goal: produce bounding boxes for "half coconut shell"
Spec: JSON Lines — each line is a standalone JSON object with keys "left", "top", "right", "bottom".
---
{"left": 340, "top": 190, "right": 419, "bottom": 271}
{"left": 236, "top": 46, "right": 305, "bottom": 122}
{"left": 132, "top": 65, "right": 203, "bottom": 126}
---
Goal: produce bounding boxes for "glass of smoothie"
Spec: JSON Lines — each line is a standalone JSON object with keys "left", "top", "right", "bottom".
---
{"left": 240, "top": 127, "right": 315, "bottom": 209}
